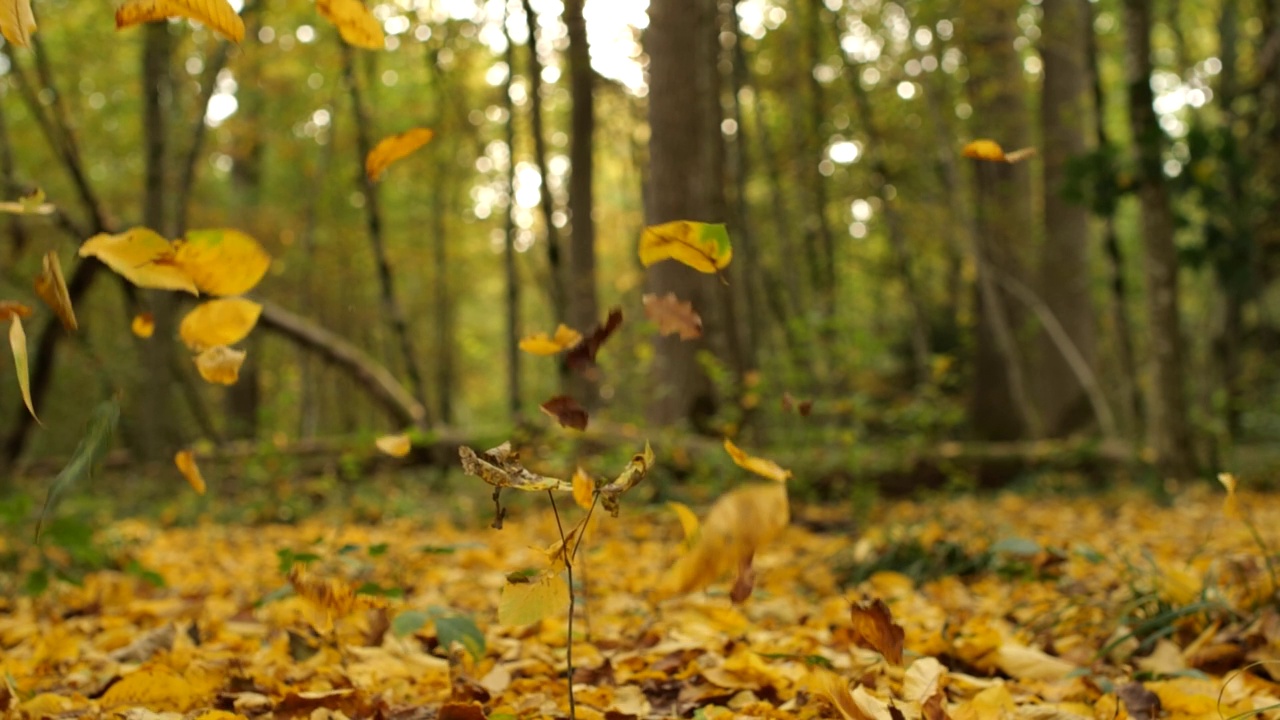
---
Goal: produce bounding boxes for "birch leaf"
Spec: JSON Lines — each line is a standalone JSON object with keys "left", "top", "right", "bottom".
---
{"left": 132, "top": 312, "right": 155, "bottom": 338}
{"left": 8, "top": 314, "right": 36, "bottom": 421}
{"left": 173, "top": 229, "right": 271, "bottom": 297}
{"left": 0, "top": 0, "right": 36, "bottom": 48}
{"left": 178, "top": 298, "right": 262, "bottom": 351}
{"left": 366, "top": 128, "right": 435, "bottom": 180}
{"left": 316, "top": 0, "right": 384, "bottom": 49}
{"left": 115, "top": 0, "right": 244, "bottom": 42}
{"left": 174, "top": 450, "right": 206, "bottom": 495}
{"left": 80, "top": 228, "right": 199, "bottom": 295}
{"left": 194, "top": 345, "right": 246, "bottom": 385}
{"left": 34, "top": 251, "right": 77, "bottom": 331}
{"left": 498, "top": 571, "right": 568, "bottom": 626}
{"left": 639, "top": 221, "right": 732, "bottom": 273}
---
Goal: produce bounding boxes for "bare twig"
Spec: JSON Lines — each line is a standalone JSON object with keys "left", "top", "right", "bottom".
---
{"left": 546, "top": 490, "right": 577, "bottom": 720}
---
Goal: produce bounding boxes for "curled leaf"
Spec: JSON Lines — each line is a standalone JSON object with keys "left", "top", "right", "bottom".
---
{"left": 598, "top": 442, "right": 654, "bottom": 516}
{"left": 115, "top": 0, "right": 245, "bottom": 42}
{"left": 0, "top": 188, "right": 53, "bottom": 214}
{"left": 179, "top": 298, "right": 262, "bottom": 351}
{"left": 366, "top": 128, "right": 435, "bottom": 180}
{"left": 518, "top": 324, "right": 582, "bottom": 356}
{"left": 639, "top": 221, "right": 732, "bottom": 273}
{"left": 1218, "top": 472, "right": 1241, "bottom": 520}
{"left": 849, "top": 598, "right": 905, "bottom": 665}
{"left": 458, "top": 442, "right": 572, "bottom": 492}
{"left": 174, "top": 450, "right": 206, "bottom": 495}
{"left": 132, "top": 312, "right": 156, "bottom": 338}
{"left": 668, "top": 501, "right": 700, "bottom": 545}
{"left": 539, "top": 394, "right": 588, "bottom": 431}
{"left": 564, "top": 307, "right": 623, "bottom": 373}
{"left": 375, "top": 433, "right": 412, "bottom": 458}
{"left": 723, "top": 438, "right": 791, "bottom": 482}
{"left": 34, "top": 251, "right": 77, "bottom": 331}
{"left": 571, "top": 467, "right": 595, "bottom": 510}
{"left": 194, "top": 345, "right": 246, "bottom": 385}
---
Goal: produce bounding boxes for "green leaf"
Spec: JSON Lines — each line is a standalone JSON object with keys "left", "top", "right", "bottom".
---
{"left": 126, "top": 560, "right": 166, "bottom": 588}
{"left": 23, "top": 568, "right": 48, "bottom": 596}
{"left": 433, "top": 611, "right": 485, "bottom": 661}
{"left": 35, "top": 399, "right": 120, "bottom": 541}
{"left": 391, "top": 609, "right": 432, "bottom": 638}
{"left": 356, "top": 581, "right": 404, "bottom": 598}
{"left": 368, "top": 543, "right": 389, "bottom": 557}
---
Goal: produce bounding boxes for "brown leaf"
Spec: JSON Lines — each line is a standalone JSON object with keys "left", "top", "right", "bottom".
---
{"left": 782, "top": 392, "right": 813, "bottom": 416}
{"left": 565, "top": 307, "right": 623, "bottom": 373}
{"left": 921, "top": 688, "right": 950, "bottom": 720}
{"left": 34, "top": 251, "right": 77, "bottom": 331}
{"left": 539, "top": 395, "right": 588, "bottom": 431}
{"left": 849, "top": 598, "right": 905, "bottom": 665}
{"left": 643, "top": 292, "right": 702, "bottom": 340}
{"left": 1117, "top": 682, "right": 1160, "bottom": 720}
{"left": 438, "top": 701, "right": 487, "bottom": 720}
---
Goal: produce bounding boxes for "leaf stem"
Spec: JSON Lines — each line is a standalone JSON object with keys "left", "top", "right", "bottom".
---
{"left": 547, "top": 490, "right": 576, "bottom": 720}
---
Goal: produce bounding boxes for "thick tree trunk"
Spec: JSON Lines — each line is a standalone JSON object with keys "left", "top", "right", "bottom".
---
{"left": 1038, "top": 0, "right": 1097, "bottom": 436}
{"left": 1123, "top": 0, "right": 1196, "bottom": 476}
{"left": 645, "top": 0, "right": 723, "bottom": 428}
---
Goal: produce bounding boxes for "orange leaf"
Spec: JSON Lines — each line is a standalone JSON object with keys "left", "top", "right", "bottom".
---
{"left": 849, "top": 598, "right": 905, "bottom": 665}
{"left": 316, "top": 0, "right": 384, "bottom": 49}
{"left": 174, "top": 450, "right": 207, "bottom": 495}
{"left": 34, "top": 251, "right": 77, "bottom": 331}
{"left": 115, "top": 0, "right": 245, "bottom": 42}
{"left": 642, "top": 292, "right": 702, "bottom": 340}
{"left": 539, "top": 395, "right": 588, "bottom": 431}
{"left": 132, "top": 312, "right": 156, "bottom": 338}
{"left": 781, "top": 392, "right": 813, "bottom": 416}
{"left": 0, "top": 301, "right": 33, "bottom": 322}
{"left": 366, "top": 128, "right": 435, "bottom": 180}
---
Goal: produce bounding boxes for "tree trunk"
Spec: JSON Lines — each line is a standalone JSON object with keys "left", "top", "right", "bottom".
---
{"left": 960, "top": 0, "right": 1039, "bottom": 441}
{"left": 645, "top": 0, "right": 723, "bottom": 428}
{"left": 1123, "top": 0, "right": 1196, "bottom": 476}
{"left": 1038, "top": 0, "right": 1097, "bottom": 436}
{"left": 564, "top": 0, "right": 601, "bottom": 407}
{"left": 502, "top": 2, "right": 522, "bottom": 419}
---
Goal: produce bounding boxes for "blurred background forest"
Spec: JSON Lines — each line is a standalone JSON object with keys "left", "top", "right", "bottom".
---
{"left": 1, "top": 0, "right": 1279, "bottom": 498}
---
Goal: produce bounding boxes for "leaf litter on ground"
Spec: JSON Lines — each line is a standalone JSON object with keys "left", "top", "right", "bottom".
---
{"left": 3, "top": 483, "right": 1280, "bottom": 719}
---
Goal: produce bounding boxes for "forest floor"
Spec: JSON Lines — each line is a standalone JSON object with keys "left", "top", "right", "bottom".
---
{"left": 2, "top": 482, "right": 1280, "bottom": 719}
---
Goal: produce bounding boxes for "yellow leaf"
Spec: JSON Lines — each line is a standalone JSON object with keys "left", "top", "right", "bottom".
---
{"left": 34, "top": 251, "right": 77, "bottom": 331}
{"left": 1218, "top": 472, "right": 1242, "bottom": 520}
{"left": 518, "top": 324, "right": 583, "bottom": 355}
{"left": 639, "top": 220, "right": 733, "bottom": 273}
{"left": 9, "top": 315, "right": 35, "bottom": 422}
{"left": 498, "top": 571, "right": 568, "bottom": 626}
{"left": 962, "top": 139, "right": 1036, "bottom": 164}
{"left": 289, "top": 565, "right": 383, "bottom": 621}
{"left": 0, "top": 0, "right": 36, "bottom": 48}
{"left": 376, "top": 433, "right": 412, "bottom": 458}
{"left": 994, "top": 643, "right": 1075, "bottom": 680}
{"left": 79, "top": 227, "right": 199, "bottom": 295}
{"left": 316, "top": 0, "right": 384, "bottom": 49}
{"left": 194, "top": 345, "right": 246, "bottom": 385}
{"left": 175, "top": 449, "right": 207, "bottom": 495}
{"left": 115, "top": 0, "right": 244, "bottom": 42}
{"left": 174, "top": 229, "right": 271, "bottom": 296}
{"left": 723, "top": 438, "right": 791, "bottom": 482}
{"left": 132, "top": 311, "right": 156, "bottom": 338}
{"left": 0, "top": 188, "right": 53, "bottom": 214}
{"left": 660, "top": 482, "right": 789, "bottom": 599}
{"left": 179, "top": 298, "right": 262, "bottom": 351}
{"left": 668, "top": 501, "right": 700, "bottom": 544}
{"left": 100, "top": 664, "right": 202, "bottom": 712}
{"left": 572, "top": 467, "right": 594, "bottom": 510}
{"left": 366, "top": 127, "right": 435, "bottom": 180}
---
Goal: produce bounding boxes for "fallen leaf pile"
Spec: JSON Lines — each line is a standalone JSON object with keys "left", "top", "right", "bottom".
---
{"left": 3, "top": 486, "right": 1280, "bottom": 719}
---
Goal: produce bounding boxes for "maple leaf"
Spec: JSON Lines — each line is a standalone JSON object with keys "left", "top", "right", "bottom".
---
{"left": 174, "top": 450, "right": 207, "bottom": 495}
{"left": 564, "top": 307, "right": 623, "bottom": 373}
{"left": 642, "top": 292, "right": 702, "bottom": 340}
{"left": 34, "top": 251, "right": 77, "bottom": 331}
{"left": 316, "top": 0, "right": 384, "bottom": 49}
{"left": 849, "top": 598, "right": 905, "bottom": 665}
{"left": 539, "top": 394, "right": 588, "bottom": 431}
{"left": 115, "top": 0, "right": 245, "bottom": 41}
{"left": 0, "top": 0, "right": 36, "bottom": 48}
{"left": 366, "top": 128, "right": 435, "bottom": 180}
{"left": 639, "top": 220, "right": 733, "bottom": 273}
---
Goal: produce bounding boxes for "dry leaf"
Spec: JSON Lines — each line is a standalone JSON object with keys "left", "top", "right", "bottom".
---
{"left": 0, "top": 301, "right": 33, "bottom": 321}
{"left": 565, "top": 307, "right": 623, "bottom": 373}
{"left": 668, "top": 501, "right": 700, "bottom": 544}
{"left": 660, "top": 482, "right": 789, "bottom": 599}
{"left": 518, "top": 324, "right": 583, "bottom": 356}
{"left": 132, "top": 312, "right": 156, "bottom": 338}
{"left": 994, "top": 642, "right": 1075, "bottom": 680}
{"left": 0, "top": 188, "right": 53, "bottom": 214}
{"left": 849, "top": 598, "right": 905, "bottom": 665}
{"left": 175, "top": 450, "right": 206, "bottom": 495}
{"left": 375, "top": 433, "right": 412, "bottom": 458}
{"left": 34, "top": 251, "right": 77, "bottom": 331}
{"left": 643, "top": 292, "right": 702, "bottom": 340}
{"left": 179, "top": 298, "right": 262, "bottom": 351}
{"left": 781, "top": 392, "right": 813, "bottom": 416}
{"left": 0, "top": 0, "right": 36, "bottom": 48}
{"left": 8, "top": 314, "right": 36, "bottom": 421}
{"left": 571, "top": 467, "right": 594, "bottom": 510}
{"left": 115, "top": 0, "right": 245, "bottom": 42}
{"left": 723, "top": 438, "right": 792, "bottom": 482}
{"left": 366, "top": 128, "right": 435, "bottom": 180}
{"left": 539, "top": 395, "right": 588, "bottom": 431}
{"left": 194, "top": 345, "right": 245, "bottom": 385}
{"left": 100, "top": 665, "right": 200, "bottom": 712}
{"left": 316, "top": 0, "right": 384, "bottom": 49}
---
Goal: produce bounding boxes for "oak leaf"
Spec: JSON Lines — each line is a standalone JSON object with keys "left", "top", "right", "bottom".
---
{"left": 639, "top": 220, "right": 732, "bottom": 273}
{"left": 175, "top": 449, "right": 206, "bottom": 495}
{"left": 34, "top": 251, "right": 77, "bottom": 331}
{"left": 115, "top": 0, "right": 245, "bottom": 42}
{"left": 194, "top": 345, "right": 246, "bottom": 385}
{"left": 643, "top": 292, "right": 702, "bottom": 340}
{"left": 179, "top": 298, "right": 262, "bottom": 351}
{"left": 316, "top": 0, "right": 384, "bottom": 49}
{"left": 539, "top": 394, "right": 588, "bottom": 431}
{"left": 366, "top": 128, "right": 434, "bottom": 180}
{"left": 849, "top": 598, "right": 905, "bottom": 665}
{"left": 0, "top": 0, "right": 35, "bottom": 48}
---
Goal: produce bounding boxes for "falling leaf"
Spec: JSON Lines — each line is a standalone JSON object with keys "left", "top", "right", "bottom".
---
{"left": 598, "top": 441, "right": 654, "bottom": 516}
{"left": 781, "top": 392, "right": 813, "bottom": 416}
{"left": 115, "top": 0, "right": 245, "bottom": 42}
{"left": 1218, "top": 472, "right": 1241, "bottom": 520}
{"left": 723, "top": 438, "right": 792, "bottom": 482}
{"left": 179, "top": 298, "right": 262, "bottom": 351}
{"left": 668, "top": 501, "right": 700, "bottom": 544}
{"left": 642, "top": 292, "right": 702, "bottom": 340}
{"left": 0, "top": 0, "right": 36, "bottom": 48}
{"left": 539, "top": 395, "right": 588, "bottom": 431}
{"left": 34, "top": 251, "right": 77, "bottom": 331}
{"left": 498, "top": 571, "right": 568, "bottom": 626}
{"left": 849, "top": 598, "right": 905, "bottom": 665}
{"left": 316, "top": 0, "right": 384, "bottom": 49}
{"left": 80, "top": 228, "right": 199, "bottom": 294}
{"left": 194, "top": 345, "right": 246, "bottom": 385}
{"left": 564, "top": 307, "right": 623, "bottom": 372}
{"left": 571, "top": 467, "right": 594, "bottom": 510}
{"left": 961, "top": 139, "right": 1036, "bottom": 164}
{"left": 0, "top": 187, "right": 53, "bottom": 214}
{"left": 366, "top": 128, "right": 435, "bottom": 180}
{"left": 289, "top": 565, "right": 383, "bottom": 623}
{"left": 7, "top": 314, "right": 35, "bottom": 421}
{"left": 376, "top": 433, "right": 412, "bottom": 458}
{"left": 639, "top": 220, "right": 733, "bottom": 273}
{"left": 132, "top": 312, "right": 156, "bottom": 338}
{"left": 173, "top": 229, "right": 271, "bottom": 297}
{"left": 660, "top": 482, "right": 789, "bottom": 599}
{"left": 174, "top": 450, "right": 206, "bottom": 495}
{"left": 518, "top": 324, "right": 583, "bottom": 356}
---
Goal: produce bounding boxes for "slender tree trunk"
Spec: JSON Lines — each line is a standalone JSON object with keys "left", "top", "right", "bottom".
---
{"left": 564, "top": 0, "right": 601, "bottom": 406}
{"left": 1124, "top": 0, "right": 1196, "bottom": 476}
{"left": 0, "top": 97, "right": 28, "bottom": 262}
{"left": 341, "top": 41, "right": 431, "bottom": 428}
{"left": 801, "top": 0, "right": 836, "bottom": 324}
{"left": 1038, "top": 0, "right": 1097, "bottom": 436}
{"left": 723, "top": 0, "right": 762, "bottom": 371}
{"left": 503, "top": 2, "right": 522, "bottom": 419}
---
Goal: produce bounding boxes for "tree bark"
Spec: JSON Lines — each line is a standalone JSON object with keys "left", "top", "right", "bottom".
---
{"left": 502, "top": 3, "right": 522, "bottom": 419}
{"left": 1123, "top": 0, "right": 1196, "bottom": 476}
{"left": 564, "top": 0, "right": 601, "bottom": 407}
{"left": 1038, "top": 0, "right": 1097, "bottom": 437}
